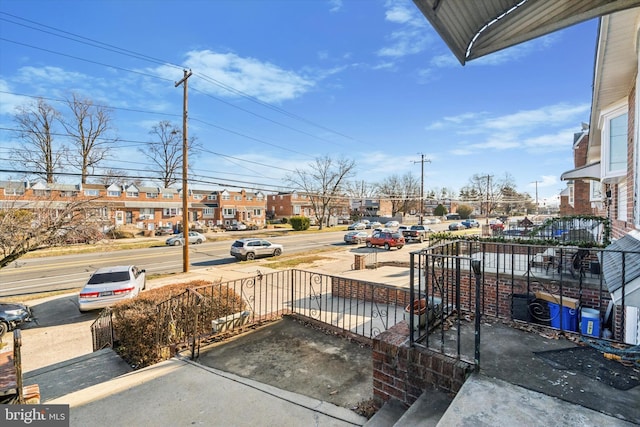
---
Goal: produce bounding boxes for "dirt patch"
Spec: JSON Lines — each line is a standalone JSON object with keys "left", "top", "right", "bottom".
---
{"left": 195, "top": 316, "right": 374, "bottom": 413}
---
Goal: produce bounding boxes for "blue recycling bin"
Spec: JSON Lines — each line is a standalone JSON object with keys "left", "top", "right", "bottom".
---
{"left": 580, "top": 308, "right": 601, "bottom": 337}
{"left": 548, "top": 302, "right": 577, "bottom": 332}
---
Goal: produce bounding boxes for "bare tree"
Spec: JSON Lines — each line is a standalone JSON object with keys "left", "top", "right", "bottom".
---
{"left": 344, "top": 180, "right": 377, "bottom": 219}
{"left": 0, "top": 196, "right": 104, "bottom": 268}
{"left": 376, "top": 173, "right": 420, "bottom": 216}
{"left": 462, "top": 173, "right": 515, "bottom": 216}
{"left": 139, "top": 121, "right": 199, "bottom": 187}
{"left": 11, "top": 98, "right": 65, "bottom": 183}
{"left": 92, "top": 168, "right": 142, "bottom": 187}
{"left": 61, "top": 93, "right": 117, "bottom": 184}
{"left": 286, "top": 155, "right": 355, "bottom": 230}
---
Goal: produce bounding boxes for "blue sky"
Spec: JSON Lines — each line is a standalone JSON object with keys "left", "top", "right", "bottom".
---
{"left": 0, "top": 0, "right": 597, "bottom": 203}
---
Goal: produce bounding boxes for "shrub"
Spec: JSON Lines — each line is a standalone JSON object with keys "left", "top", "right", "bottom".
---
{"left": 105, "top": 228, "right": 136, "bottom": 239}
{"left": 457, "top": 204, "right": 473, "bottom": 219}
{"left": 289, "top": 216, "right": 310, "bottom": 231}
{"left": 110, "top": 280, "right": 246, "bottom": 369}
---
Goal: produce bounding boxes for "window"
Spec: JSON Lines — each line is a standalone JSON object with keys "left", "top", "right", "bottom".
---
{"left": 589, "top": 181, "right": 602, "bottom": 202}
{"left": 146, "top": 192, "right": 158, "bottom": 199}
{"left": 207, "top": 194, "right": 217, "bottom": 200}
{"left": 600, "top": 103, "right": 628, "bottom": 181}
{"left": 256, "top": 194, "right": 264, "bottom": 201}
{"left": 34, "top": 189, "right": 51, "bottom": 197}
{"left": 4, "top": 187, "right": 24, "bottom": 196}
{"left": 293, "top": 206, "right": 301, "bottom": 215}
{"left": 140, "top": 208, "right": 155, "bottom": 220}
{"left": 163, "top": 208, "right": 181, "bottom": 216}
{"left": 162, "top": 193, "right": 174, "bottom": 199}
{"left": 60, "top": 191, "right": 78, "bottom": 197}
{"left": 203, "top": 208, "right": 214, "bottom": 216}
{"left": 222, "top": 194, "right": 230, "bottom": 200}
{"left": 253, "top": 209, "right": 262, "bottom": 216}
{"left": 223, "top": 208, "right": 235, "bottom": 216}
{"left": 193, "top": 194, "right": 203, "bottom": 200}
{"left": 84, "top": 189, "right": 99, "bottom": 196}
{"left": 126, "top": 191, "right": 139, "bottom": 197}
{"left": 108, "top": 190, "right": 121, "bottom": 197}
{"left": 568, "top": 182, "right": 574, "bottom": 207}
{"left": 234, "top": 195, "right": 242, "bottom": 201}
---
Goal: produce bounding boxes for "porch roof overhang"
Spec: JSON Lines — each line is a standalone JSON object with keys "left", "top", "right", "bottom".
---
{"left": 412, "top": 0, "right": 640, "bottom": 65}
{"left": 560, "top": 161, "right": 601, "bottom": 181}
{"left": 602, "top": 232, "right": 640, "bottom": 307}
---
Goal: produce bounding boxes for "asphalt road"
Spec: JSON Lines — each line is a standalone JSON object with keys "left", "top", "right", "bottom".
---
{"left": 0, "top": 231, "right": 349, "bottom": 297}
{"left": 0, "top": 221, "right": 460, "bottom": 297}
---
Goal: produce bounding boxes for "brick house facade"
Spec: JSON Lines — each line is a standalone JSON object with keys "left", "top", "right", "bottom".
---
{"left": 0, "top": 181, "right": 267, "bottom": 231}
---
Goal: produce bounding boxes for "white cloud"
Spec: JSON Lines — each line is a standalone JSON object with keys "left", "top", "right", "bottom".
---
{"left": 377, "top": 0, "right": 432, "bottom": 59}
{"left": 328, "top": 0, "right": 343, "bottom": 13}
{"left": 151, "top": 50, "right": 316, "bottom": 104}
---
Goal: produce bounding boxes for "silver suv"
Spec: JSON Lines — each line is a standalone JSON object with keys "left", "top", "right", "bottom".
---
{"left": 230, "top": 238, "right": 283, "bottom": 261}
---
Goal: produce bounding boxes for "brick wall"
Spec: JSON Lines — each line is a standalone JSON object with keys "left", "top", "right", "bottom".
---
{"left": 372, "top": 322, "right": 473, "bottom": 408}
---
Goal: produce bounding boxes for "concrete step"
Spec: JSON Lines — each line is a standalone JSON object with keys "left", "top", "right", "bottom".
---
{"left": 24, "top": 348, "right": 132, "bottom": 402}
{"left": 363, "top": 398, "right": 407, "bottom": 427}
{"left": 393, "top": 388, "right": 453, "bottom": 427}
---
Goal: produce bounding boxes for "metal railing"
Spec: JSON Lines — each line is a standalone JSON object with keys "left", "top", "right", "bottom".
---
{"left": 92, "top": 269, "right": 410, "bottom": 360}
{"left": 406, "top": 240, "right": 637, "bottom": 367}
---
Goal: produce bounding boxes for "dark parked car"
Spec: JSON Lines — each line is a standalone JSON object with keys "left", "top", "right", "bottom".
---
{"left": 448, "top": 222, "right": 465, "bottom": 231}
{"left": 0, "top": 302, "right": 33, "bottom": 337}
{"left": 461, "top": 219, "right": 480, "bottom": 228}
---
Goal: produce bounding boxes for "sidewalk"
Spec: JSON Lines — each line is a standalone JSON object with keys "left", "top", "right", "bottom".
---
{"left": 48, "top": 356, "right": 367, "bottom": 427}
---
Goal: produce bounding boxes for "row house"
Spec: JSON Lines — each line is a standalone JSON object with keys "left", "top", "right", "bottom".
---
{"left": 0, "top": 181, "right": 267, "bottom": 231}
{"left": 267, "top": 191, "right": 351, "bottom": 226}
{"left": 560, "top": 129, "right": 604, "bottom": 216}
{"left": 558, "top": 8, "right": 640, "bottom": 341}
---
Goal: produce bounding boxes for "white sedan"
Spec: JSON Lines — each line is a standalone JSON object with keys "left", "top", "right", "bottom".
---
{"left": 384, "top": 221, "right": 400, "bottom": 228}
{"left": 165, "top": 231, "right": 207, "bottom": 245}
{"left": 78, "top": 265, "right": 146, "bottom": 312}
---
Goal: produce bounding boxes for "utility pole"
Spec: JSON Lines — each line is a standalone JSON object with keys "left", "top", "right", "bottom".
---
{"left": 175, "top": 69, "right": 192, "bottom": 273}
{"left": 413, "top": 154, "right": 431, "bottom": 225}
{"left": 530, "top": 181, "right": 540, "bottom": 215}
{"left": 485, "top": 175, "right": 491, "bottom": 225}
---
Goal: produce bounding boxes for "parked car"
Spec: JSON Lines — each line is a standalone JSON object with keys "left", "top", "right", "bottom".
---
{"left": 165, "top": 231, "right": 207, "bottom": 246}
{"left": 366, "top": 231, "right": 405, "bottom": 250}
{"left": 155, "top": 226, "right": 174, "bottom": 236}
{"left": 446, "top": 213, "right": 461, "bottom": 221}
{"left": 226, "top": 223, "right": 248, "bottom": 231}
{"left": 367, "top": 221, "right": 382, "bottom": 229}
{"left": 344, "top": 231, "right": 369, "bottom": 244}
{"left": 448, "top": 222, "right": 465, "bottom": 231}
{"left": 384, "top": 220, "right": 400, "bottom": 228}
{"left": 230, "top": 238, "right": 283, "bottom": 261}
{"left": 0, "top": 302, "right": 33, "bottom": 337}
{"left": 402, "top": 225, "right": 433, "bottom": 243}
{"left": 461, "top": 219, "right": 480, "bottom": 229}
{"left": 78, "top": 265, "right": 146, "bottom": 312}
{"left": 397, "top": 225, "right": 411, "bottom": 234}
{"left": 347, "top": 222, "right": 367, "bottom": 230}
{"left": 489, "top": 219, "right": 504, "bottom": 230}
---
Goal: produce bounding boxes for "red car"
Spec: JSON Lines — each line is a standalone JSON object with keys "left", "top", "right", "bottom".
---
{"left": 366, "top": 231, "right": 405, "bottom": 250}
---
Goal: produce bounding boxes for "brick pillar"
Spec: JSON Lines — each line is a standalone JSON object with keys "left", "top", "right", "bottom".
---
{"left": 354, "top": 254, "right": 366, "bottom": 270}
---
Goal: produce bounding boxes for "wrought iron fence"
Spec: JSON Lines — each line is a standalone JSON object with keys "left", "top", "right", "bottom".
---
{"left": 90, "top": 308, "right": 114, "bottom": 351}
{"left": 91, "top": 269, "right": 410, "bottom": 360}
{"left": 406, "top": 240, "right": 637, "bottom": 366}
